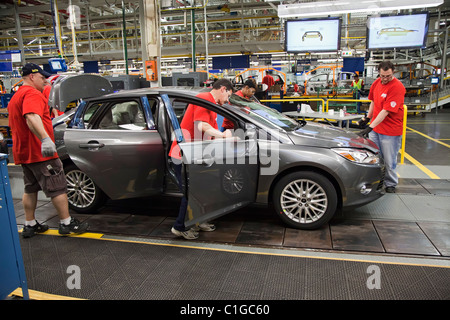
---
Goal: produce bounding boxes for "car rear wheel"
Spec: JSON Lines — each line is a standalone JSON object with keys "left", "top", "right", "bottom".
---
{"left": 272, "top": 171, "right": 338, "bottom": 230}
{"left": 64, "top": 164, "right": 106, "bottom": 213}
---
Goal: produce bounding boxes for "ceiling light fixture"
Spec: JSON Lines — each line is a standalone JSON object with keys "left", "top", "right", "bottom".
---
{"left": 277, "top": 0, "right": 443, "bottom": 18}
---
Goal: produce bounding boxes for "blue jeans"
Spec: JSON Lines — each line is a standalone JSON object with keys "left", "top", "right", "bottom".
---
{"left": 173, "top": 163, "right": 188, "bottom": 231}
{"left": 369, "top": 131, "right": 402, "bottom": 188}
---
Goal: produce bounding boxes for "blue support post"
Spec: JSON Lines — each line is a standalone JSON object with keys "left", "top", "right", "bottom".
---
{"left": 0, "top": 153, "right": 29, "bottom": 300}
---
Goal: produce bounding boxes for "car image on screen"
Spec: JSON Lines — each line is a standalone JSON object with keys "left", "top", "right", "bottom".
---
{"left": 377, "top": 27, "right": 418, "bottom": 37}
{"left": 302, "top": 31, "right": 323, "bottom": 41}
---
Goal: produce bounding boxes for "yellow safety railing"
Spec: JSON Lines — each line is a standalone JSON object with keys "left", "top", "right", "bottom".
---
{"left": 260, "top": 98, "right": 326, "bottom": 112}
{"left": 400, "top": 105, "right": 408, "bottom": 164}
{"left": 325, "top": 98, "right": 371, "bottom": 112}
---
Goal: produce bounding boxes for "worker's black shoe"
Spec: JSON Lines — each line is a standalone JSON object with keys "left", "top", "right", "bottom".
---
{"left": 59, "top": 217, "right": 89, "bottom": 235}
{"left": 22, "top": 221, "right": 49, "bottom": 238}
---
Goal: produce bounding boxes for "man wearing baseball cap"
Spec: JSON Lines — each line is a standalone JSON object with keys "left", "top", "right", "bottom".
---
{"left": 8, "top": 63, "right": 89, "bottom": 237}
{"left": 21, "top": 62, "right": 52, "bottom": 78}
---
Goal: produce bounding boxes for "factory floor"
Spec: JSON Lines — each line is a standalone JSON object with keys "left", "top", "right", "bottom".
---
{"left": 6, "top": 108, "right": 450, "bottom": 301}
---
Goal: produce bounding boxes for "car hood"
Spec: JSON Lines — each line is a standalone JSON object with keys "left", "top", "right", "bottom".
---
{"left": 287, "top": 122, "right": 379, "bottom": 153}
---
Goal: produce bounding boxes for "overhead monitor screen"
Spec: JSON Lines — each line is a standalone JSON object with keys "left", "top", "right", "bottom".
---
{"left": 285, "top": 18, "right": 341, "bottom": 53}
{"left": 367, "top": 13, "right": 429, "bottom": 50}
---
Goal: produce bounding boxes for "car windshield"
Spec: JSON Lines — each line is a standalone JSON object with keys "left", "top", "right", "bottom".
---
{"left": 228, "top": 94, "right": 300, "bottom": 131}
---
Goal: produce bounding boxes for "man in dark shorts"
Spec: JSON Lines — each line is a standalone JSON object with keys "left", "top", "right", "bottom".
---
{"left": 8, "top": 63, "right": 89, "bottom": 238}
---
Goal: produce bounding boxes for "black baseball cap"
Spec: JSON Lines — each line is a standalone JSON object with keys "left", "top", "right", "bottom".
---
{"left": 22, "top": 63, "right": 51, "bottom": 78}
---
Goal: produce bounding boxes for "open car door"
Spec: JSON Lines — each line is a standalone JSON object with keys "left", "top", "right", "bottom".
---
{"left": 162, "top": 94, "right": 259, "bottom": 229}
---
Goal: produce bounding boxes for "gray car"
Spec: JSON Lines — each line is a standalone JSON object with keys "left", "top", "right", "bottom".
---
{"left": 52, "top": 75, "right": 384, "bottom": 230}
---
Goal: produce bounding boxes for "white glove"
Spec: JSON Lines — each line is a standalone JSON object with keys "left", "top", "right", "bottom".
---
{"left": 41, "top": 137, "right": 56, "bottom": 157}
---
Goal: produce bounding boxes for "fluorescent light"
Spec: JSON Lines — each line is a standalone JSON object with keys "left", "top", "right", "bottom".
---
{"left": 278, "top": 0, "right": 443, "bottom": 18}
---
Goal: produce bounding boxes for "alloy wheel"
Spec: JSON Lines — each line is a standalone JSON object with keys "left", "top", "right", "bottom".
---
{"left": 280, "top": 179, "right": 328, "bottom": 224}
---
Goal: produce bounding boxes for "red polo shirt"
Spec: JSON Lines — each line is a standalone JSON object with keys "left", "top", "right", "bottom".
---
{"left": 169, "top": 92, "right": 218, "bottom": 159}
{"left": 8, "top": 85, "right": 58, "bottom": 164}
{"left": 368, "top": 77, "right": 406, "bottom": 136}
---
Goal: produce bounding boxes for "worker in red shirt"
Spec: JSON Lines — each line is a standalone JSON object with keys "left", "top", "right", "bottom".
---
{"left": 358, "top": 61, "right": 406, "bottom": 193}
{"left": 222, "top": 79, "right": 257, "bottom": 130}
{"left": 262, "top": 70, "right": 275, "bottom": 91}
{"left": 8, "top": 63, "right": 89, "bottom": 238}
{"left": 169, "top": 79, "right": 234, "bottom": 240}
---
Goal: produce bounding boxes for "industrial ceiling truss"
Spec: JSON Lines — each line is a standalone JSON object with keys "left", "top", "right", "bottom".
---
{"left": 0, "top": 0, "right": 449, "bottom": 67}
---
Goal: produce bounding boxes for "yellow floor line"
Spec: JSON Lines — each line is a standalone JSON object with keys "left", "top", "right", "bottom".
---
{"left": 24, "top": 228, "right": 450, "bottom": 270}
{"left": 403, "top": 152, "right": 440, "bottom": 179}
{"left": 9, "top": 288, "right": 86, "bottom": 300}
{"left": 407, "top": 126, "right": 450, "bottom": 148}
{"left": 19, "top": 228, "right": 104, "bottom": 239}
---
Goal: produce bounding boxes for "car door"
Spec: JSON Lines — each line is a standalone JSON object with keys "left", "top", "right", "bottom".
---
{"left": 64, "top": 96, "right": 165, "bottom": 200}
{"left": 161, "top": 94, "right": 259, "bottom": 228}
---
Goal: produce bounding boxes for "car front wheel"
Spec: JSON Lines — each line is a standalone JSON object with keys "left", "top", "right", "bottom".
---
{"left": 272, "top": 171, "right": 338, "bottom": 230}
{"left": 64, "top": 164, "right": 106, "bottom": 213}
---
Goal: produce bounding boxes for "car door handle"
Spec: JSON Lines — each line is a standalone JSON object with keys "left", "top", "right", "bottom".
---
{"left": 193, "top": 156, "right": 214, "bottom": 166}
{"left": 79, "top": 142, "right": 105, "bottom": 149}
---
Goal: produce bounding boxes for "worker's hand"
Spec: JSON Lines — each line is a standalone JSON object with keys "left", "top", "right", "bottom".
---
{"left": 223, "top": 129, "right": 233, "bottom": 138}
{"left": 41, "top": 137, "right": 57, "bottom": 157}
{"left": 357, "top": 126, "right": 373, "bottom": 138}
{"left": 358, "top": 117, "right": 370, "bottom": 128}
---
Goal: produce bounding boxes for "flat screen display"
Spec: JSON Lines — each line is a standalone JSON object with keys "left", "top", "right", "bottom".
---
{"left": 367, "top": 13, "right": 429, "bottom": 50}
{"left": 50, "top": 60, "right": 62, "bottom": 70}
{"left": 48, "top": 58, "right": 67, "bottom": 72}
{"left": 285, "top": 18, "right": 341, "bottom": 53}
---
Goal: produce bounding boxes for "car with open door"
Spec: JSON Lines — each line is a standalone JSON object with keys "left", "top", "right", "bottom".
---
{"left": 52, "top": 75, "right": 384, "bottom": 230}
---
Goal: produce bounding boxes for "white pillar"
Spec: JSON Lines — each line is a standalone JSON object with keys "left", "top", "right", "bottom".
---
{"left": 139, "top": 0, "right": 161, "bottom": 86}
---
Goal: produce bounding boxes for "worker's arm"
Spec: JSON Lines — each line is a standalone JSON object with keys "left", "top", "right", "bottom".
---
{"left": 368, "top": 109, "right": 389, "bottom": 129}
{"left": 25, "top": 113, "right": 50, "bottom": 140}
{"left": 195, "top": 121, "right": 232, "bottom": 139}
{"left": 25, "top": 113, "right": 56, "bottom": 157}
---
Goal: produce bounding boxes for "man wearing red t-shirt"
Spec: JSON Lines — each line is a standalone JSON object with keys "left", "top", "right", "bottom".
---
{"left": 358, "top": 61, "right": 406, "bottom": 193}
{"left": 262, "top": 71, "right": 275, "bottom": 92}
{"left": 170, "top": 79, "right": 233, "bottom": 240}
{"left": 222, "top": 79, "right": 257, "bottom": 130}
{"left": 8, "top": 63, "right": 88, "bottom": 237}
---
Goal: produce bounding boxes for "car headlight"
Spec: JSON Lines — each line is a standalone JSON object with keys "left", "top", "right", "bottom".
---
{"left": 332, "top": 148, "right": 380, "bottom": 165}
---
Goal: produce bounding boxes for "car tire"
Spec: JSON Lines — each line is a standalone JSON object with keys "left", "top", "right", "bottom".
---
{"left": 272, "top": 171, "right": 338, "bottom": 230}
{"left": 64, "top": 164, "right": 106, "bottom": 213}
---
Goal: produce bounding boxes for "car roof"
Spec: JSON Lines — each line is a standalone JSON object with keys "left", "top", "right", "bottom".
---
{"left": 85, "top": 86, "right": 210, "bottom": 101}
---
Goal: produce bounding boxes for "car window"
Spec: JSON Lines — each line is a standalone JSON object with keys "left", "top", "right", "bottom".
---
{"left": 97, "top": 101, "right": 146, "bottom": 130}
{"left": 83, "top": 103, "right": 102, "bottom": 125}
{"left": 229, "top": 94, "right": 298, "bottom": 131}
{"left": 170, "top": 99, "right": 190, "bottom": 123}
{"left": 167, "top": 97, "right": 238, "bottom": 134}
